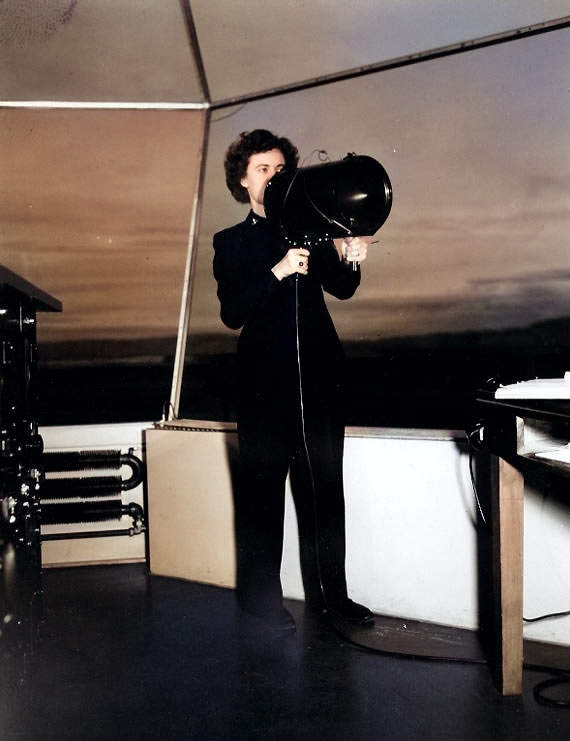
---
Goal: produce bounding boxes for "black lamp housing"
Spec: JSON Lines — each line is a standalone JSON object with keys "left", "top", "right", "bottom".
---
{"left": 263, "top": 153, "right": 393, "bottom": 243}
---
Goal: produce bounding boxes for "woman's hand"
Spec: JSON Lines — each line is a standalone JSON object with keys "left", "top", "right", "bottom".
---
{"left": 341, "top": 236, "right": 368, "bottom": 264}
{"left": 272, "top": 247, "right": 311, "bottom": 281}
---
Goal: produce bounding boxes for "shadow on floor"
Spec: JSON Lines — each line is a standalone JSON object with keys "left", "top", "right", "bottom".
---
{"left": 2, "top": 563, "right": 570, "bottom": 741}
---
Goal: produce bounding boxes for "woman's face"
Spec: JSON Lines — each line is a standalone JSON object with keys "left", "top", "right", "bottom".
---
{"left": 240, "top": 148, "right": 285, "bottom": 216}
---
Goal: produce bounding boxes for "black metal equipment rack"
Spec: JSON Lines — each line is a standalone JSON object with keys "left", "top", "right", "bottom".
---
{"left": 0, "top": 265, "right": 62, "bottom": 683}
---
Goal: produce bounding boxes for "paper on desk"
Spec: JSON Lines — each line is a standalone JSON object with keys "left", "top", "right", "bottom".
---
{"left": 533, "top": 446, "right": 570, "bottom": 464}
{"left": 495, "top": 373, "right": 570, "bottom": 399}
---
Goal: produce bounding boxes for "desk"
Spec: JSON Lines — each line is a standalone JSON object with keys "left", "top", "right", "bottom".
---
{"left": 478, "top": 393, "right": 570, "bottom": 695}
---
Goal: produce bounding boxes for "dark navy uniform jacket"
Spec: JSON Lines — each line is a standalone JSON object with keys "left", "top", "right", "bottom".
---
{"left": 213, "top": 210, "right": 360, "bottom": 424}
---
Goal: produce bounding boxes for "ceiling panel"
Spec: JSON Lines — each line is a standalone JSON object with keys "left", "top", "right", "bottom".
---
{"left": 191, "top": 0, "right": 570, "bottom": 103}
{"left": 0, "top": 0, "right": 203, "bottom": 103}
{"left": 2, "top": 1, "right": 569, "bottom": 105}
{"left": 187, "top": 28, "right": 570, "bottom": 345}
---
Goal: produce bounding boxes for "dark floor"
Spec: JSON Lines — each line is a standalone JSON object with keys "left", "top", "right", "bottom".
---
{"left": 3, "top": 563, "right": 570, "bottom": 741}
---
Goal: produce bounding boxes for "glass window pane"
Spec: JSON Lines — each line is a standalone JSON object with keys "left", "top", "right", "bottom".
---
{"left": 180, "top": 30, "right": 570, "bottom": 429}
{"left": 0, "top": 108, "right": 206, "bottom": 424}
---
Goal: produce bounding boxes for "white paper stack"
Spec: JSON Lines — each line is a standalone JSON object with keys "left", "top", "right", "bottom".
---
{"left": 495, "top": 373, "right": 570, "bottom": 400}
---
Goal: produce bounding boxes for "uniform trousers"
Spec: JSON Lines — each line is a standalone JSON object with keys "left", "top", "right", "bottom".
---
{"left": 234, "top": 397, "right": 349, "bottom": 617}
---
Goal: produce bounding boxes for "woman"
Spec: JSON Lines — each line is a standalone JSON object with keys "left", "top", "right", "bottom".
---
{"left": 213, "top": 129, "right": 373, "bottom": 633}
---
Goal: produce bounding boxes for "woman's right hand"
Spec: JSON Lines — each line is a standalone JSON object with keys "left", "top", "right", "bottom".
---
{"left": 271, "top": 247, "right": 310, "bottom": 281}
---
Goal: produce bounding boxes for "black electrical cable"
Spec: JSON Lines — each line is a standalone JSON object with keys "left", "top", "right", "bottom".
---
{"left": 325, "top": 616, "right": 486, "bottom": 665}
{"left": 294, "top": 264, "right": 484, "bottom": 654}
{"left": 532, "top": 673, "right": 570, "bottom": 708}
{"left": 467, "top": 443, "right": 490, "bottom": 530}
{"left": 295, "top": 271, "right": 328, "bottom": 612}
{"left": 293, "top": 332, "right": 570, "bottom": 706}
{"left": 292, "top": 269, "right": 570, "bottom": 706}
{"left": 463, "top": 426, "right": 570, "bottom": 706}
{"left": 325, "top": 611, "right": 570, "bottom": 710}
{"left": 465, "top": 429, "right": 570, "bottom": 626}
{"left": 524, "top": 610, "right": 570, "bottom": 623}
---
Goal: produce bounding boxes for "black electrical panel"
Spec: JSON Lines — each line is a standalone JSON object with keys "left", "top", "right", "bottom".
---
{"left": 0, "top": 266, "right": 61, "bottom": 678}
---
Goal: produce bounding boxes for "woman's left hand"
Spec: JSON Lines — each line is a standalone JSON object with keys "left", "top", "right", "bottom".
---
{"left": 341, "top": 236, "right": 368, "bottom": 264}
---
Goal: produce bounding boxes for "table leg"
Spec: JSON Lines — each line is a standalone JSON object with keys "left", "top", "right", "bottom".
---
{"left": 491, "top": 454, "right": 524, "bottom": 695}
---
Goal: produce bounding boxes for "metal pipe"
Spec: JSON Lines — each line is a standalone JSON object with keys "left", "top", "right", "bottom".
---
{"left": 168, "top": 108, "right": 211, "bottom": 419}
{"left": 212, "top": 16, "right": 570, "bottom": 111}
{"left": 41, "top": 450, "right": 144, "bottom": 490}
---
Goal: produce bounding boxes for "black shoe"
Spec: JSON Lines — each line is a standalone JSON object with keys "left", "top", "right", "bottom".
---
{"left": 271, "top": 607, "right": 296, "bottom": 633}
{"left": 326, "top": 598, "right": 374, "bottom": 626}
{"left": 239, "top": 605, "right": 296, "bottom": 635}
{"left": 304, "top": 594, "right": 326, "bottom": 613}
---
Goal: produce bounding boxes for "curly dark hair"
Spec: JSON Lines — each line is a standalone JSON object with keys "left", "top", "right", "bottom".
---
{"left": 224, "top": 129, "right": 299, "bottom": 204}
